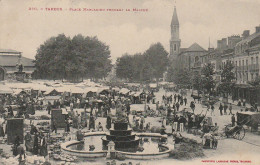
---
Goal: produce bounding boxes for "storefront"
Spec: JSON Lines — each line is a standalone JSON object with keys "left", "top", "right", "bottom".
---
{"left": 232, "top": 84, "right": 260, "bottom": 105}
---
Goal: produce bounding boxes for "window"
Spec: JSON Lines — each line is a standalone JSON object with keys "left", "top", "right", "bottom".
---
{"left": 242, "top": 60, "right": 244, "bottom": 66}
{"left": 251, "top": 57, "right": 254, "bottom": 64}
{"left": 174, "top": 44, "right": 177, "bottom": 51}
{"left": 246, "top": 60, "right": 248, "bottom": 65}
{"left": 195, "top": 56, "right": 199, "bottom": 62}
{"left": 256, "top": 56, "right": 259, "bottom": 64}
{"left": 246, "top": 73, "right": 248, "bottom": 81}
{"left": 235, "top": 61, "right": 237, "bottom": 66}
{"left": 239, "top": 61, "right": 241, "bottom": 66}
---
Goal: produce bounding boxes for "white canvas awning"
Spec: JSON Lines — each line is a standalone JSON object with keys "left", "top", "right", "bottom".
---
{"left": 0, "top": 85, "right": 13, "bottom": 94}
{"left": 119, "top": 88, "right": 130, "bottom": 94}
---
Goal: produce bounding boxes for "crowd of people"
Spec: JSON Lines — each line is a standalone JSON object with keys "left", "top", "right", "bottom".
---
{"left": 1, "top": 82, "right": 260, "bottom": 164}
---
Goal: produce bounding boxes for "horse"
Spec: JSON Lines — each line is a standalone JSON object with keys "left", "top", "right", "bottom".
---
{"left": 191, "top": 94, "right": 201, "bottom": 103}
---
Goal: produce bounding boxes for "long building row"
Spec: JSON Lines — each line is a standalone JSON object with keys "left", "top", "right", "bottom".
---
{"left": 169, "top": 7, "right": 260, "bottom": 104}
{"left": 182, "top": 25, "right": 260, "bottom": 105}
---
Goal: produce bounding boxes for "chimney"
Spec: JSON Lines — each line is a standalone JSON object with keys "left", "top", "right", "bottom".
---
{"left": 228, "top": 35, "right": 241, "bottom": 49}
{"left": 242, "top": 30, "right": 250, "bottom": 38}
{"left": 222, "top": 38, "right": 227, "bottom": 48}
{"left": 217, "top": 40, "right": 222, "bottom": 49}
{"left": 208, "top": 48, "right": 214, "bottom": 52}
{"left": 256, "top": 25, "right": 260, "bottom": 33}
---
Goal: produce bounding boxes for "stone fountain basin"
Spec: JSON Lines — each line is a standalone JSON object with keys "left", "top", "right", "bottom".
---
{"left": 61, "top": 132, "right": 173, "bottom": 160}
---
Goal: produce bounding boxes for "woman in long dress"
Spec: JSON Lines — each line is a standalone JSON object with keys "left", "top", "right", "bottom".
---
{"left": 40, "top": 136, "right": 48, "bottom": 157}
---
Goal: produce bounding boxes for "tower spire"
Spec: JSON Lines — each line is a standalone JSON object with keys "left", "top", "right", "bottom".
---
{"left": 171, "top": 6, "right": 179, "bottom": 25}
{"left": 169, "top": 4, "right": 181, "bottom": 60}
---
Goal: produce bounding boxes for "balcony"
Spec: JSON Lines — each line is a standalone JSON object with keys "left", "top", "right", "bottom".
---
{"left": 244, "top": 65, "right": 249, "bottom": 71}
{"left": 249, "top": 64, "right": 259, "bottom": 72}
{"left": 236, "top": 66, "right": 242, "bottom": 72}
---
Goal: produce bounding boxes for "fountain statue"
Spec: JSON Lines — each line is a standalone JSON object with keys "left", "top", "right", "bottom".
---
{"left": 102, "top": 115, "right": 140, "bottom": 150}
{"left": 14, "top": 54, "right": 26, "bottom": 82}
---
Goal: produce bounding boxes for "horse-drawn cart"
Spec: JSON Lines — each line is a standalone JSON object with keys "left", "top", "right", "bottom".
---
{"left": 224, "top": 124, "right": 246, "bottom": 140}
{"left": 237, "top": 111, "right": 260, "bottom": 132}
{"left": 224, "top": 112, "right": 260, "bottom": 140}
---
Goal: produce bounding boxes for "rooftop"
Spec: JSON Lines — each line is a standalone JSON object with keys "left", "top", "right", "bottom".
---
{"left": 0, "top": 49, "right": 21, "bottom": 54}
{"left": 186, "top": 43, "right": 206, "bottom": 52}
{"left": 0, "top": 55, "right": 35, "bottom": 67}
{"left": 236, "top": 32, "right": 260, "bottom": 46}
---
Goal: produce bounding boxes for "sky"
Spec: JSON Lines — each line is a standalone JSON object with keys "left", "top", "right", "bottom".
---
{"left": 0, "top": 0, "right": 260, "bottom": 62}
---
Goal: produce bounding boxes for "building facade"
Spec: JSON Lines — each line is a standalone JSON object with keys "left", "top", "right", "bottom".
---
{"left": 0, "top": 49, "right": 35, "bottom": 81}
{"left": 231, "top": 26, "right": 260, "bottom": 104}
{"left": 177, "top": 43, "right": 207, "bottom": 72}
{"left": 199, "top": 25, "right": 260, "bottom": 104}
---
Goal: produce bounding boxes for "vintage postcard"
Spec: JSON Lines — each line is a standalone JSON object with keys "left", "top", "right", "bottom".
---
{"left": 0, "top": 0, "right": 260, "bottom": 165}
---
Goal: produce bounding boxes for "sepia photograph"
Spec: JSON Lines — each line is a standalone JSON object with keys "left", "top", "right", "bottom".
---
{"left": 0, "top": 0, "right": 260, "bottom": 164}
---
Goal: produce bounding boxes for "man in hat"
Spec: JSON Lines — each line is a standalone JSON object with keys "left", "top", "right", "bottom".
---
{"left": 178, "top": 115, "right": 186, "bottom": 132}
{"left": 140, "top": 115, "right": 145, "bottom": 131}
{"left": 229, "top": 103, "right": 233, "bottom": 115}
{"left": 173, "top": 115, "right": 179, "bottom": 132}
{"left": 231, "top": 114, "right": 236, "bottom": 127}
{"left": 33, "top": 133, "right": 39, "bottom": 155}
{"left": 25, "top": 131, "right": 32, "bottom": 151}
{"left": 106, "top": 113, "right": 112, "bottom": 130}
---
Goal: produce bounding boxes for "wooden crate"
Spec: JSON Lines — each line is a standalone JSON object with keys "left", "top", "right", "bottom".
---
{"left": 6, "top": 118, "right": 24, "bottom": 145}
{"left": 51, "top": 109, "right": 66, "bottom": 128}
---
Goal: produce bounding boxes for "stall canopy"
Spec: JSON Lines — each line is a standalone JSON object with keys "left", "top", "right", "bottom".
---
{"left": 97, "top": 87, "right": 110, "bottom": 95}
{"left": 44, "top": 88, "right": 60, "bottom": 96}
{"left": 112, "top": 87, "right": 120, "bottom": 91}
{"left": 0, "top": 85, "right": 13, "bottom": 94}
{"left": 132, "top": 91, "right": 143, "bottom": 97}
{"left": 149, "top": 84, "right": 157, "bottom": 88}
{"left": 13, "top": 89, "right": 28, "bottom": 95}
{"left": 69, "top": 86, "right": 83, "bottom": 94}
{"left": 119, "top": 88, "right": 130, "bottom": 95}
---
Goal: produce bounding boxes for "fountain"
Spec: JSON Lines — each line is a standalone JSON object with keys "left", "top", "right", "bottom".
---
{"left": 102, "top": 119, "right": 139, "bottom": 150}
{"left": 61, "top": 116, "right": 173, "bottom": 160}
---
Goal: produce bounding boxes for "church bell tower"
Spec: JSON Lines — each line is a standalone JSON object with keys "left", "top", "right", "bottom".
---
{"left": 169, "top": 6, "right": 181, "bottom": 60}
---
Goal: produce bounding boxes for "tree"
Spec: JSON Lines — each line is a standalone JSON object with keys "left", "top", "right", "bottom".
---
{"left": 201, "top": 63, "right": 216, "bottom": 95}
{"left": 218, "top": 61, "right": 236, "bottom": 97}
{"left": 115, "top": 54, "right": 135, "bottom": 81}
{"left": 192, "top": 72, "right": 202, "bottom": 94}
{"left": 166, "top": 65, "right": 175, "bottom": 82}
{"left": 144, "top": 43, "right": 168, "bottom": 84}
{"left": 172, "top": 69, "right": 192, "bottom": 88}
{"left": 33, "top": 34, "right": 112, "bottom": 81}
{"left": 115, "top": 43, "right": 168, "bottom": 83}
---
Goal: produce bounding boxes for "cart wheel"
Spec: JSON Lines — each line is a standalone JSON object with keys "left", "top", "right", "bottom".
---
{"left": 233, "top": 127, "right": 245, "bottom": 140}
